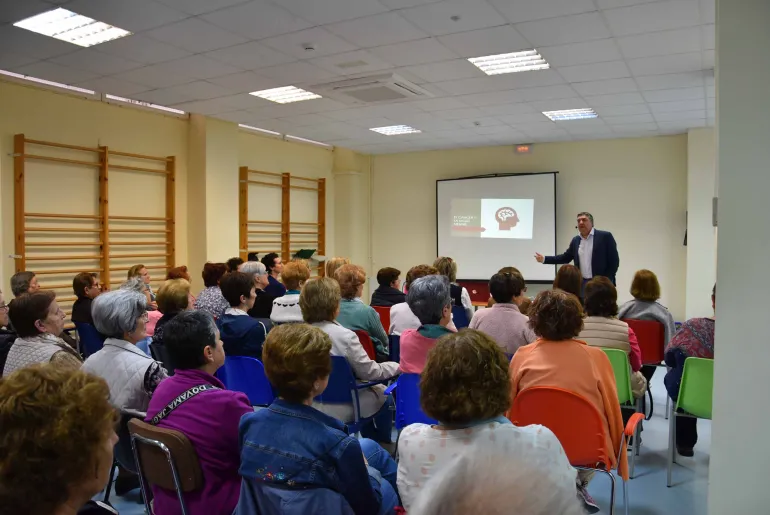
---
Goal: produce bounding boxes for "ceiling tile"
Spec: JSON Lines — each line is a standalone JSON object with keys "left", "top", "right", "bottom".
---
{"left": 514, "top": 12, "right": 611, "bottom": 46}
{"left": 347, "top": 117, "right": 400, "bottom": 129}
{"left": 215, "top": 93, "right": 275, "bottom": 110}
{"left": 456, "top": 90, "right": 524, "bottom": 107}
{"left": 409, "top": 97, "right": 467, "bottom": 111}
{"left": 156, "top": 0, "right": 251, "bottom": 15}
{"left": 557, "top": 60, "right": 630, "bottom": 83}
{"left": 214, "top": 110, "right": 261, "bottom": 124}
{"left": 12, "top": 60, "right": 100, "bottom": 84}
{"left": 152, "top": 54, "right": 243, "bottom": 80}
{"left": 706, "top": 85, "right": 714, "bottom": 98}
{"left": 0, "top": 54, "right": 39, "bottom": 70}
{"left": 277, "top": 0, "right": 388, "bottom": 25}
{"left": 595, "top": 0, "right": 659, "bottom": 7}
{"left": 701, "top": 24, "right": 715, "bottom": 50}
{"left": 66, "top": 0, "right": 189, "bottom": 32}
{"left": 473, "top": 124, "right": 519, "bottom": 135}
{"left": 706, "top": 97, "right": 715, "bottom": 110}
{"left": 703, "top": 50, "right": 714, "bottom": 69}
{"left": 309, "top": 50, "right": 394, "bottom": 75}
{"left": 437, "top": 25, "right": 531, "bottom": 58}
{"left": 370, "top": 38, "right": 458, "bottom": 66}
{"left": 700, "top": 0, "right": 715, "bottom": 24}
{"left": 399, "top": 0, "right": 507, "bottom": 37}
{"left": 571, "top": 78, "right": 638, "bottom": 96}
{"left": 133, "top": 89, "right": 196, "bottom": 106}
{"left": 432, "top": 76, "right": 506, "bottom": 95}
{"left": 490, "top": 0, "right": 596, "bottom": 23}
{"left": 612, "top": 122, "right": 659, "bottom": 133}
{"left": 0, "top": 26, "right": 78, "bottom": 60}
{"left": 433, "top": 107, "right": 486, "bottom": 120}
{"left": 603, "top": 0, "right": 700, "bottom": 36}
{"left": 642, "top": 86, "right": 705, "bottom": 103}
{"left": 583, "top": 92, "right": 646, "bottom": 106}
{"left": 326, "top": 11, "right": 427, "bottom": 47}
{"left": 628, "top": 51, "right": 704, "bottom": 76}
{"left": 479, "top": 102, "right": 536, "bottom": 116}
{"left": 527, "top": 97, "right": 589, "bottom": 111}
{"left": 201, "top": 1, "right": 312, "bottom": 40}
{"left": 205, "top": 71, "right": 281, "bottom": 93}
{"left": 617, "top": 27, "right": 701, "bottom": 59}
{"left": 96, "top": 34, "right": 191, "bottom": 64}
{"left": 406, "top": 59, "right": 484, "bottom": 82}
{"left": 635, "top": 70, "right": 708, "bottom": 90}
{"left": 161, "top": 80, "right": 235, "bottom": 101}
{"left": 205, "top": 42, "right": 296, "bottom": 70}
{"left": 0, "top": 0, "right": 54, "bottom": 24}
{"left": 516, "top": 84, "right": 577, "bottom": 101}
{"left": 72, "top": 76, "right": 150, "bottom": 96}
{"left": 538, "top": 39, "right": 622, "bottom": 67}
{"left": 592, "top": 103, "right": 650, "bottom": 116}
{"left": 50, "top": 49, "right": 143, "bottom": 75}
{"left": 255, "top": 61, "right": 335, "bottom": 84}
{"left": 649, "top": 99, "right": 705, "bottom": 113}
{"left": 277, "top": 113, "right": 335, "bottom": 127}
{"left": 390, "top": 111, "right": 462, "bottom": 129}
{"left": 657, "top": 119, "right": 705, "bottom": 131}
{"left": 653, "top": 109, "right": 706, "bottom": 121}
{"left": 455, "top": 116, "right": 505, "bottom": 128}
{"left": 168, "top": 98, "right": 243, "bottom": 115}
{"left": 261, "top": 27, "right": 358, "bottom": 60}
{"left": 144, "top": 18, "right": 248, "bottom": 53}
{"left": 499, "top": 112, "right": 555, "bottom": 124}
{"left": 603, "top": 113, "right": 655, "bottom": 124}
{"left": 111, "top": 64, "right": 193, "bottom": 88}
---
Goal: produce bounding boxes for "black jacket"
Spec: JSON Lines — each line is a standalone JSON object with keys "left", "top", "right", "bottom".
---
{"left": 71, "top": 297, "right": 94, "bottom": 325}
{"left": 248, "top": 289, "right": 276, "bottom": 319}
{"left": 544, "top": 229, "right": 620, "bottom": 284}
{"left": 370, "top": 286, "right": 406, "bottom": 307}
{"left": 0, "top": 327, "right": 17, "bottom": 374}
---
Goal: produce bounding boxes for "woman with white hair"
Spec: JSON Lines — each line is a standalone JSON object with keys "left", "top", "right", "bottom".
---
{"left": 399, "top": 275, "right": 454, "bottom": 374}
{"left": 239, "top": 261, "right": 274, "bottom": 319}
{"left": 82, "top": 288, "right": 167, "bottom": 415}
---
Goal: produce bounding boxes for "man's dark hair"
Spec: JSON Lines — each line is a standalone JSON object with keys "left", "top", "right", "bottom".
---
{"left": 226, "top": 257, "right": 244, "bottom": 273}
{"left": 247, "top": 252, "right": 259, "bottom": 261}
{"left": 489, "top": 271, "right": 525, "bottom": 303}
{"left": 10, "top": 271, "right": 35, "bottom": 297}
{"left": 72, "top": 272, "right": 96, "bottom": 298}
{"left": 577, "top": 212, "right": 594, "bottom": 225}
{"left": 261, "top": 253, "right": 279, "bottom": 273}
{"left": 163, "top": 311, "right": 218, "bottom": 370}
{"left": 376, "top": 267, "right": 401, "bottom": 288}
{"left": 219, "top": 272, "right": 254, "bottom": 307}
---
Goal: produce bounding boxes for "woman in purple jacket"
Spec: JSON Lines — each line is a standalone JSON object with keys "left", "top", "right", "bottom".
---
{"left": 145, "top": 310, "right": 253, "bottom": 515}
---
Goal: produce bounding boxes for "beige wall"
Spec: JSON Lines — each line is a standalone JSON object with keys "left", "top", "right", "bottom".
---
{"left": 371, "top": 135, "right": 689, "bottom": 319}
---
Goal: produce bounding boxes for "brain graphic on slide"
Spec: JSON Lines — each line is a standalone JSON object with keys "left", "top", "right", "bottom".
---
{"left": 495, "top": 207, "right": 519, "bottom": 230}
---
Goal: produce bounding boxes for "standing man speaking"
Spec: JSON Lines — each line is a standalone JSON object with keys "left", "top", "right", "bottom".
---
{"left": 535, "top": 212, "right": 619, "bottom": 285}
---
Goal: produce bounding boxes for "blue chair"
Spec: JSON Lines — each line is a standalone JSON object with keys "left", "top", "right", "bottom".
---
{"left": 389, "top": 334, "right": 400, "bottom": 363}
{"left": 384, "top": 373, "right": 436, "bottom": 430}
{"left": 74, "top": 322, "right": 105, "bottom": 358}
{"left": 451, "top": 305, "right": 469, "bottom": 329}
{"left": 223, "top": 356, "right": 275, "bottom": 407}
{"left": 315, "top": 356, "right": 390, "bottom": 435}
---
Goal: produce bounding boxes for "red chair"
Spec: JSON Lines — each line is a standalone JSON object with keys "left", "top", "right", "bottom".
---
{"left": 509, "top": 386, "right": 643, "bottom": 515}
{"left": 372, "top": 305, "right": 390, "bottom": 333}
{"left": 353, "top": 330, "right": 377, "bottom": 361}
{"left": 622, "top": 319, "right": 665, "bottom": 365}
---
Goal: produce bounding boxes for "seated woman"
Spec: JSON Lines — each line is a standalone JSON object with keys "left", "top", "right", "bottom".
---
{"left": 128, "top": 264, "right": 157, "bottom": 309}
{"left": 167, "top": 265, "right": 196, "bottom": 308}
{"left": 301, "top": 277, "right": 399, "bottom": 443}
{"left": 227, "top": 256, "right": 244, "bottom": 273}
{"left": 0, "top": 289, "right": 16, "bottom": 371}
{"left": 4, "top": 291, "right": 81, "bottom": 377}
{"left": 152, "top": 278, "right": 191, "bottom": 371}
{"left": 0, "top": 365, "right": 119, "bottom": 515}
{"left": 71, "top": 272, "right": 101, "bottom": 325}
{"left": 619, "top": 269, "right": 677, "bottom": 345}
{"left": 470, "top": 270, "right": 536, "bottom": 355}
{"left": 270, "top": 261, "right": 311, "bottom": 324}
{"left": 325, "top": 256, "right": 350, "bottom": 282}
{"left": 433, "top": 257, "right": 474, "bottom": 323}
{"left": 238, "top": 261, "right": 274, "bottom": 319}
{"left": 217, "top": 271, "right": 268, "bottom": 359}
{"left": 237, "top": 323, "right": 399, "bottom": 515}
{"left": 398, "top": 329, "right": 581, "bottom": 512}
{"left": 121, "top": 277, "right": 162, "bottom": 340}
{"left": 553, "top": 264, "right": 583, "bottom": 301}
{"left": 578, "top": 276, "right": 646, "bottom": 398}
{"left": 82, "top": 289, "right": 167, "bottom": 415}
{"left": 195, "top": 262, "right": 229, "bottom": 319}
{"left": 146, "top": 311, "right": 253, "bottom": 515}
{"left": 399, "top": 275, "right": 453, "bottom": 374}
{"left": 334, "top": 264, "right": 390, "bottom": 359}
{"left": 664, "top": 284, "right": 715, "bottom": 457}
{"left": 370, "top": 267, "right": 406, "bottom": 307}
{"left": 508, "top": 289, "right": 628, "bottom": 483}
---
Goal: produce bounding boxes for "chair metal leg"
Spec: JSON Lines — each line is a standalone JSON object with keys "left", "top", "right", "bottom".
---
{"left": 605, "top": 470, "right": 616, "bottom": 515}
{"left": 623, "top": 479, "right": 629, "bottom": 515}
{"left": 667, "top": 403, "right": 676, "bottom": 487}
{"left": 130, "top": 436, "right": 155, "bottom": 515}
{"left": 102, "top": 460, "right": 117, "bottom": 504}
{"left": 665, "top": 395, "right": 670, "bottom": 419}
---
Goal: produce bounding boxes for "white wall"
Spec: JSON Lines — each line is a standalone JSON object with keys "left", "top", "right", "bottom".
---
{"left": 371, "top": 135, "right": 689, "bottom": 319}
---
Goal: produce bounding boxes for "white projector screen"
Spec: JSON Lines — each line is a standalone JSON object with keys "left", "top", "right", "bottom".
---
{"left": 436, "top": 173, "right": 557, "bottom": 282}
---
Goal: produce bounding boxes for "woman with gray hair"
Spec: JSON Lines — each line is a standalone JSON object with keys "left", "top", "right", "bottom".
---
{"left": 399, "top": 275, "right": 454, "bottom": 374}
{"left": 121, "top": 277, "right": 162, "bottom": 341}
{"left": 239, "top": 261, "right": 274, "bottom": 319}
{"left": 82, "top": 288, "right": 167, "bottom": 415}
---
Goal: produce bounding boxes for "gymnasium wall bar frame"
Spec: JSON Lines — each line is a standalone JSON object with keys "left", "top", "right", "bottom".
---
{"left": 13, "top": 134, "right": 175, "bottom": 317}
{"left": 238, "top": 166, "right": 326, "bottom": 275}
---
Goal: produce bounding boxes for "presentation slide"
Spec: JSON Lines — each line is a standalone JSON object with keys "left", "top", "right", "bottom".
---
{"left": 437, "top": 173, "right": 556, "bottom": 281}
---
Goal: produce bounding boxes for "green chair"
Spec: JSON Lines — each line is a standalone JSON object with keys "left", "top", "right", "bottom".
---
{"left": 602, "top": 348, "right": 643, "bottom": 478}
{"left": 667, "top": 357, "right": 714, "bottom": 487}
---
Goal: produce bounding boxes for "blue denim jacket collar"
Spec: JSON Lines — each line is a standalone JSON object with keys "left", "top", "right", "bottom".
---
{"left": 269, "top": 398, "right": 349, "bottom": 434}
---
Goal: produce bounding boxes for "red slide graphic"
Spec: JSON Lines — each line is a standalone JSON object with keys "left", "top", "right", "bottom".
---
{"left": 453, "top": 226, "right": 486, "bottom": 233}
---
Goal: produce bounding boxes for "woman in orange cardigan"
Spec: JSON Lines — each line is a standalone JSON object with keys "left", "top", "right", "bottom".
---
{"left": 507, "top": 289, "right": 628, "bottom": 482}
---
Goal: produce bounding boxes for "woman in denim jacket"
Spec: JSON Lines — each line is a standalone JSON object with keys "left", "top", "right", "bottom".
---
{"left": 237, "top": 324, "right": 399, "bottom": 515}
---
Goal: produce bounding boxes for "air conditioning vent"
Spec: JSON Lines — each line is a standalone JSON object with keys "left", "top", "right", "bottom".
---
{"left": 309, "top": 73, "right": 432, "bottom": 105}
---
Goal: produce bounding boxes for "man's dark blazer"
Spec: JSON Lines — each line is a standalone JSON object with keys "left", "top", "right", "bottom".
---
{"left": 544, "top": 229, "right": 619, "bottom": 284}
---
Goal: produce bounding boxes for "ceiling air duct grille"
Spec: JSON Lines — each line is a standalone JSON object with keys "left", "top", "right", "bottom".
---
{"left": 309, "top": 73, "right": 432, "bottom": 105}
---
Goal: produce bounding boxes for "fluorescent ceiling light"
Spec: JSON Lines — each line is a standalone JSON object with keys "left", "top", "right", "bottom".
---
{"left": 0, "top": 68, "right": 95, "bottom": 95}
{"left": 370, "top": 125, "right": 421, "bottom": 136}
{"left": 542, "top": 108, "right": 598, "bottom": 121}
{"left": 249, "top": 86, "right": 321, "bottom": 104}
{"left": 14, "top": 8, "right": 132, "bottom": 47}
{"left": 468, "top": 49, "right": 549, "bottom": 76}
{"left": 285, "top": 134, "right": 332, "bottom": 148}
{"left": 239, "top": 124, "right": 281, "bottom": 136}
{"left": 105, "top": 94, "right": 185, "bottom": 115}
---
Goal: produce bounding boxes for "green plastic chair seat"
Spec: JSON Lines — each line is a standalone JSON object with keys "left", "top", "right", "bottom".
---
{"left": 602, "top": 348, "right": 634, "bottom": 405}
{"left": 676, "top": 357, "right": 714, "bottom": 420}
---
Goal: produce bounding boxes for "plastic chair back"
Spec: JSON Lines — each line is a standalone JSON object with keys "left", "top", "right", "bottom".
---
{"left": 677, "top": 357, "right": 714, "bottom": 419}
{"left": 510, "top": 386, "right": 609, "bottom": 469}
{"left": 353, "top": 330, "right": 376, "bottom": 360}
{"left": 223, "top": 356, "right": 275, "bottom": 406}
{"left": 372, "top": 306, "right": 390, "bottom": 333}
{"left": 602, "top": 348, "right": 634, "bottom": 405}
{"left": 115, "top": 410, "right": 143, "bottom": 473}
{"left": 622, "top": 319, "right": 665, "bottom": 365}
{"left": 74, "top": 322, "right": 105, "bottom": 357}
{"left": 389, "top": 334, "right": 400, "bottom": 363}
{"left": 315, "top": 356, "right": 357, "bottom": 404}
{"left": 392, "top": 374, "right": 436, "bottom": 429}
{"left": 451, "top": 305, "right": 469, "bottom": 329}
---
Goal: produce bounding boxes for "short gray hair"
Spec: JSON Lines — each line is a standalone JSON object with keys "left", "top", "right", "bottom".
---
{"left": 407, "top": 275, "right": 451, "bottom": 325}
{"left": 10, "top": 271, "right": 35, "bottom": 297}
{"left": 120, "top": 276, "right": 146, "bottom": 293}
{"left": 92, "top": 289, "right": 147, "bottom": 338}
{"left": 239, "top": 261, "right": 267, "bottom": 278}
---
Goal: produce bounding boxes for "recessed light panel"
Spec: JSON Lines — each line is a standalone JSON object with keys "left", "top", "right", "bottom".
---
{"left": 249, "top": 86, "right": 321, "bottom": 104}
{"left": 542, "top": 108, "right": 598, "bottom": 121}
{"left": 468, "top": 49, "right": 549, "bottom": 76}
{"left": 14, "top": 8, "right": 132, "bottom": 47}
{"left": 370, "top": 125, "right": 421, "bottom": 136}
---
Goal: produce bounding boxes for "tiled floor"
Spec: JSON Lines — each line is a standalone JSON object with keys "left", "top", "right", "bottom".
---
{"left": 105, "top": 372, "right": 710, "bottom": 514}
